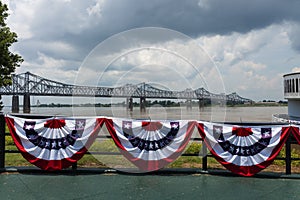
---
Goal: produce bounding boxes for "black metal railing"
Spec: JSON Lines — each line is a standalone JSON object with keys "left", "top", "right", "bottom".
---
{"left": 0, "top": 113, "right": 298, "bottom": 175}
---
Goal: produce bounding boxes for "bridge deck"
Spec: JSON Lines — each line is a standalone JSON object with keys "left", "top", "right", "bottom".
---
{"left": 0, "top": 71, "right": 252, "bottom": 102}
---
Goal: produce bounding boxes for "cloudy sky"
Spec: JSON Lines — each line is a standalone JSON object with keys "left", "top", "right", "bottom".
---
{"left": 4, "top": 0, "right": 300, "bottom": 102}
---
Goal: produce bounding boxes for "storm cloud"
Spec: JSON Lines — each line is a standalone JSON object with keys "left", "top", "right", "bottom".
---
{"left": 4, "top": 0, "right": 300, "bottom": 101}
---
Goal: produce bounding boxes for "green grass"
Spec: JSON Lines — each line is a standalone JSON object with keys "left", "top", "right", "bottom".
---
{"left": 77, "top": 154, "right": 106, "bottom": 168}
{"left": 78, "top": 139, "right": 131, "bottom": 168}
{"left": 5, "top": 153, "right": 34, "bottom": 167}
{"left": 89, "top": 139, "right": 119, "bottom": 152}
{"left": 273, "top": 145, "right": 300, "bottom": 167}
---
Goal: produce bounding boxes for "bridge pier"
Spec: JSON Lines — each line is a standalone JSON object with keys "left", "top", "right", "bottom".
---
{"left": 140, "top": 97, "right": 146, "bottom": 113}
{"left": 186, "top": 99, "right": 192, "bottom": 110}
{"left": 12, "top": 95, "right": 19, "bottom": 113}
{"left": 23, "top": 93, "right": 30, "bottom": 113}
{"left": 126, "top": 97, "right": 133, "bottom": 112}
{"left": 198, "top": 98, "right": 204, "bottom": 111}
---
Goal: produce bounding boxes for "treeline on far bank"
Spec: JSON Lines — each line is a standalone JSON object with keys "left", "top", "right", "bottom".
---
{"left": 32, "top": 99, "right": 288, "bottom": 108}
{"left": 34, "top": 100, "right": 182, "bottom": 108}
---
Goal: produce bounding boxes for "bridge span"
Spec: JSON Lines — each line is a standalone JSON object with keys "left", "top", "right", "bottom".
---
{"left": 0, "top": 72, "right": 253, "bottom": 113}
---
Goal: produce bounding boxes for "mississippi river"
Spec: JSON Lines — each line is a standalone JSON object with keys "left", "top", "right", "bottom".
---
{"left": 3, "top": 105, "right": 287, "bottom": 123}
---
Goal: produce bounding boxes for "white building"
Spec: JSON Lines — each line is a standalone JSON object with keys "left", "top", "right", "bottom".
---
{"left": 283, "top": 72, "right": 300, "bottom": 120}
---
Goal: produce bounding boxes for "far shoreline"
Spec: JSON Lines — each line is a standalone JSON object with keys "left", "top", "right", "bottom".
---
{"left": 28, "top": 102, "right": 287, "bottom": 108}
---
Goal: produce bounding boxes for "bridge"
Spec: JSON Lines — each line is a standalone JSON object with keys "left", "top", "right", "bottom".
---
{"left": 0, "top": 71, "right": 253, "bottom": 113}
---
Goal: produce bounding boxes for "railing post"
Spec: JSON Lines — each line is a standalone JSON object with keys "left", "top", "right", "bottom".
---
{"left": 285, "top": 133, "right": 292, "bottom": 175}
{"left": 0, "top": 113, "right": 5, "bottom": 169}
{"left": 72, "top": 162, "right": 77, "bottom": 171}
{"left": 202, "top": 142, "right": 207, "bottom": 171}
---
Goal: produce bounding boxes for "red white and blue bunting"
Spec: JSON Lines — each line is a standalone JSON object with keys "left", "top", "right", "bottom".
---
{"left": 197, "top": 122, "right": 291, "bottom": 176}
{"left": 104, "top": 118, "right": 196, "bottom": 172}
{"left": 5, "top": 115, "right": 104, "bottom": 170}
{"left": 5, "top": 114, "right": 300, "bottom": 176}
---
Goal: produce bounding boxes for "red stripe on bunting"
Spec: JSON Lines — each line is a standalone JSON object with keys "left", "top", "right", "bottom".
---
{"left": 5, "top": 117, "right": 105, "bottom": 171}
{"left": 104, "top": 118, "right": 126, "bottom": 151}
{"left": 232, "top": 127, "right": 252, "bottom": 137}
{"left": 141, "top": 121, "right": 163, "bottom": 131}
{"left": 44, "top": 119, "right": 66, "bottom": 129}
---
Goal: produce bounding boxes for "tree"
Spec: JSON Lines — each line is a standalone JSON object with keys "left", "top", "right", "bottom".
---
{"left": 0, "top": 2, "right": 23, "bottom": 110}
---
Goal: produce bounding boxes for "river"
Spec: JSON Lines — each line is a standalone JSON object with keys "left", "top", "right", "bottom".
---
{"left": 2, "top": 105, "right": 288, "bottom": 122}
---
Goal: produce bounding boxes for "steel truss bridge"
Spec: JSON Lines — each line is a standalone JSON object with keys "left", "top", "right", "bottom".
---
{"left": 0, "top": 71, "right": 253, "bottom": 113}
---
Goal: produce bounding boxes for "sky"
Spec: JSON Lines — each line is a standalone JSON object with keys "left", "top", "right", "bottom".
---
{"left": 3, "top": 0, "right": 300, "bottom": 104}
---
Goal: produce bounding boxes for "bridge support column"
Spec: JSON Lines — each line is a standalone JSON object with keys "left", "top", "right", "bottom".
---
{"left": 127, "top": 97, "right": 133, "bottom": 112}
{"left": 186, "top": 99, "right": 192, "bottom": 110}
{"left": 23, "top": 93, "right": 30, "bottom": 113}
{"left": 140, "top": 97, "right": 146, "bottom": 113}
{"left": 12, "top": 95, "right": 19, "bottom": 113}
{"left": 198, "top": 98, "right": 204, "bottom": 111}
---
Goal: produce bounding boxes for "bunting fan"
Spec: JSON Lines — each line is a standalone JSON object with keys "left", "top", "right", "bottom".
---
{"left": 5, "top": 115, "right": 104, "bottom": 170}
{"left": 105, "top": 118, "right": 196, "bottom": 172}
{"left": 197, "top": 122, "right": 290, "bottom": 176}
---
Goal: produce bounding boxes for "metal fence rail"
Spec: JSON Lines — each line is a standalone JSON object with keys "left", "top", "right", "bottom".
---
{"left": 0, "top": 113, "right": 298, "bottom": 175}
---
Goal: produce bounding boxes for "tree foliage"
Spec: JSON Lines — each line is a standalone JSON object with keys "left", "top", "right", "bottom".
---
{"left": 0, "top": 2, "right": 23, "bottom": 110}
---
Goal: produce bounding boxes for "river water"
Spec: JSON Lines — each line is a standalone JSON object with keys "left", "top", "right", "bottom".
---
{"left": 3, "top": 105, "right": 288, "bottom": 123}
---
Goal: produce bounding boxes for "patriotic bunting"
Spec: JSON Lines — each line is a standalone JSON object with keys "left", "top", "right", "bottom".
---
{"left": 104, "top": 118, "right": 196, "bottom": 172}
{"left": 4, "top": 114, "right": 300, "bottom": 175}
{"left": 5, "top": 115, "right": 104, "bottom": 170}
{"left": 197, "top": 122, "right": 290, "bottom": 176}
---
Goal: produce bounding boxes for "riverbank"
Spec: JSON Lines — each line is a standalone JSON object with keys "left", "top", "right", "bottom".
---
{"left": 27, "top": 101, "right": 287, "bottom": 108}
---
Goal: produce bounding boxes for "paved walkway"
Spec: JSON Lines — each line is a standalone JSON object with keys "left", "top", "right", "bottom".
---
{"left": 0, "top": 172, "right": 300, "bottom": 200}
